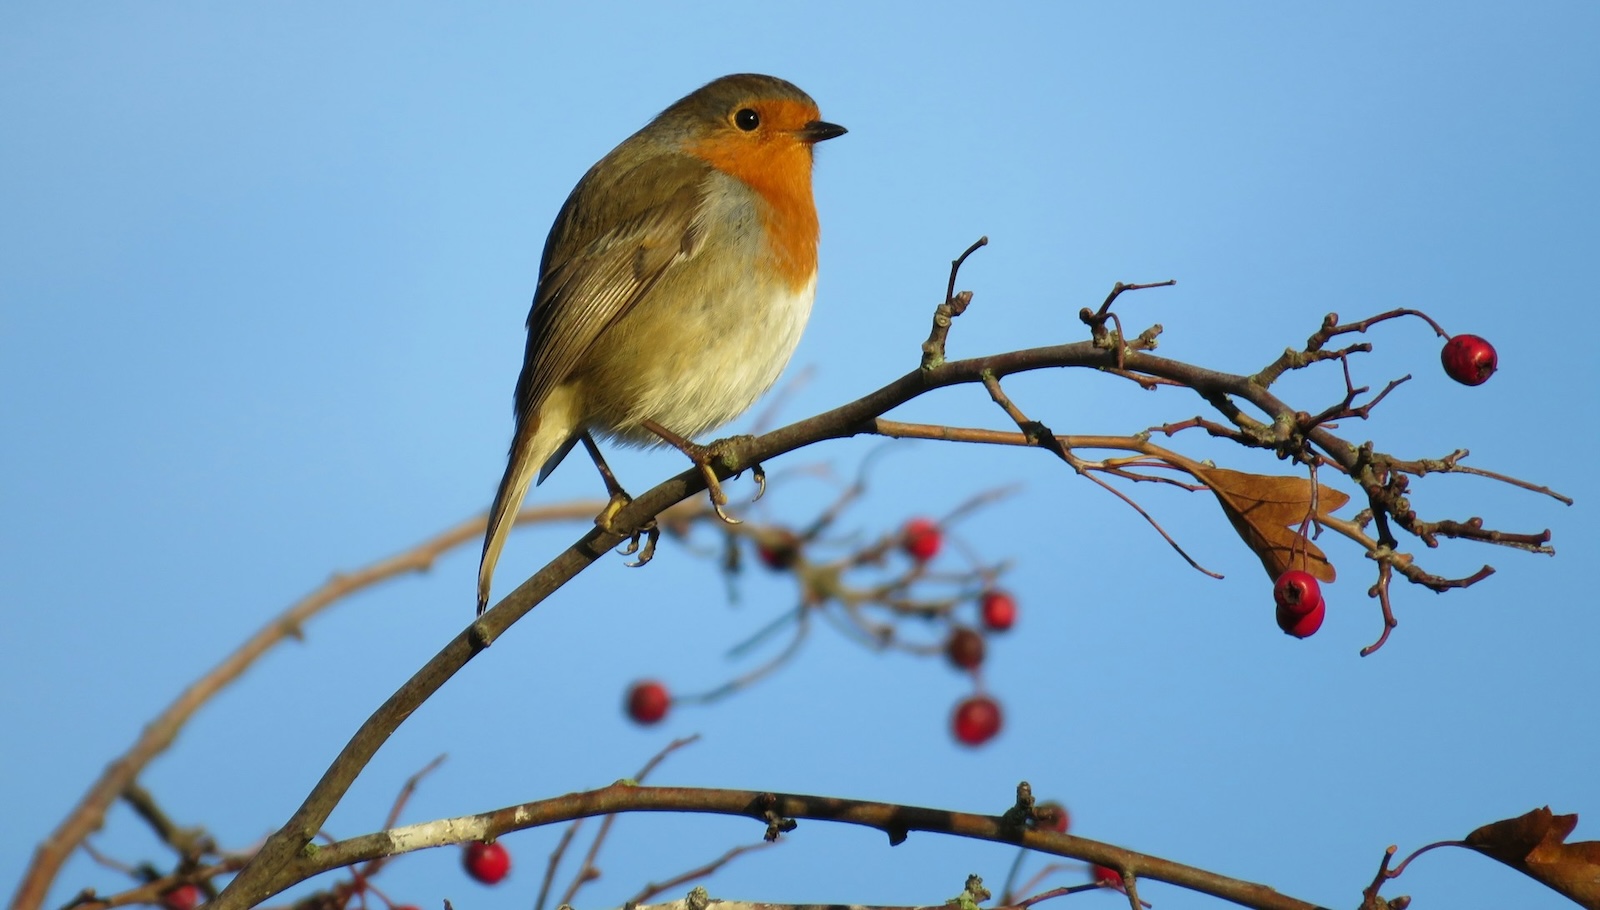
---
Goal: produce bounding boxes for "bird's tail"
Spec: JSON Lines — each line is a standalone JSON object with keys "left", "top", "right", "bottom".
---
{"left": 478, "top": 411, "right": 568, "bottom": 615}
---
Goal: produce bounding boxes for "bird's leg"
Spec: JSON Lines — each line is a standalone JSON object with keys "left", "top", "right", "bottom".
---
{"left": 581, "top": 431, "right": 632, "bottom": 526}
{"left": 582, "top": 432, "right": 659, "bottom": 564}
{"left": 640, "top": 419, "right": 751, "bottom": 524}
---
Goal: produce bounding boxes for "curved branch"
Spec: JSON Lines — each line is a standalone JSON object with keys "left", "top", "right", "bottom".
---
{"left": 276, "top": 783, "right": 1327, "bottom": 910}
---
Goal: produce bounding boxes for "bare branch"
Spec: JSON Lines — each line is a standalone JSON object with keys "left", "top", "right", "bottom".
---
{"left": 279, "top": 782, "right": 1327, "bottom": 910}
{"left": 921, "top": 236, "right": 987, "bottom": 369}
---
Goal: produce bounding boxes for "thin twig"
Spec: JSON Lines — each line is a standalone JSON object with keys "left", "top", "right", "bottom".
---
{"left": 997, "top": 845, "right": 1030, "bottom": 904}
{"left": 626, "top": 842, "right": 774, "bottom": 906}
{"left": 359, "top": 755, "right": 446, "bottom": 878}
{"left": 555, "top": 737, "right": 703, "bottom": 909}
{"left": 675, "top": 611, "right": 812, "bottom": 706}
{"left": 1016, "top": 884, "right": 1105, "bottom": 907}
{"left": 948, "top": 389, "right": 1226, "bottom": 581}
{"left": 947, "top": 236, "right": 989, "bottom": 306}
{"left": 1387, "top": 840, "right": 1464, "bottom": 878}
{"left": 534, "top": 818, "right": 584, "bottom": 910}
{"left": 1387, "top": 450, "right": 1573, "bottom": 505}
{"left": 1095, "top": 280, "right": 1178, "bottom": 318}
{"left": 921, "top": 237, "right": 988, "bottom": 369}
{"left": 76, "top": 844, "right": 137, "bottom": 878}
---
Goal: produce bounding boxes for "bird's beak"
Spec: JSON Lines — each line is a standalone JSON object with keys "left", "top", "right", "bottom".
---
{"left": 796, "top": 120, "right": 847, "bottom": 143}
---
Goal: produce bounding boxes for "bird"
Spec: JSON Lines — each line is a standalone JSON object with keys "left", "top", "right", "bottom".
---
{"left": 477, "top": 73, "right": 846, "bottom": 614}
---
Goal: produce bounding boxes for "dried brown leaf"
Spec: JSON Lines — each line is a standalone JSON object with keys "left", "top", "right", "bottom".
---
{"left": 1466, "top": 807, "right": 1600, "bottom": 909}
{"left": 1191, "top": 466, "right": 1349, "bottom": 582}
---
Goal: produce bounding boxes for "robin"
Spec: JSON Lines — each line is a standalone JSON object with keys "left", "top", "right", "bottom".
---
{"left": 477, "top": 73, "right": 846, "bottom": 613}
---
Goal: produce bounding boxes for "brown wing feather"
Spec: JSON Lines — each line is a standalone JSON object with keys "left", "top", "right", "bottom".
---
{"left": 514, "top": 157, "right": 710, "bottom": 431}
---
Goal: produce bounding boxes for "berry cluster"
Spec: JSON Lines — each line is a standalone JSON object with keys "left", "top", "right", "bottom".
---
{"left": 632, "top": 514, "right": 1024, "bottom": 749}
{"left": 904, "top": 518, "right": 1023, "bottom": 747}
{"left": 1251, "top": 326, "right": 1498, "bottom": 643}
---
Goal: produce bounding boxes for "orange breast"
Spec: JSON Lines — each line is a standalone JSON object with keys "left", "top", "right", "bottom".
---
{"left": 689, "top": 107, "right": 820, "bottom": 292}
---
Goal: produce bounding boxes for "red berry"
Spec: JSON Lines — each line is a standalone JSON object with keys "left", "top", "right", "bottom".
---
{"left": 945, "top": 627, "right": 986, "bottom": 670}
{"left": 901, "top": 518, "right": 942, "bottom": 563}
{"left": 625, "top": 680, "right": 670, "bottom": 725}
{"left": 161, "top": 884, "right": 201, "bottom": 910}
{"left": 1273, "top": 570, "right": 1323, "bottom": 617}
{"left": 1036, "top": 801, "right": 1071, "bottom": 833}
{"left": 979, "top": 589, "right": 1017, "bottom": 631}
{"left": 1440, "top": 334, "right": 1497, "bottom": 386}
{"left": 755, "top": 545, "right": 790, "bottom": 570}
{"left": 951, "top": 694, "right": 1002, "bottom": 746}
{"left": 463, "top": 840, "right": 510, "bottom": 884}
{"left": 1091, "top": 864, "right": 1123, "bottom": 888}
{"left": 1276, "top": 599, "right": 1326, "bottom": 638}
{"left": 755, "top": 532, "right": 799, "bottom": 571}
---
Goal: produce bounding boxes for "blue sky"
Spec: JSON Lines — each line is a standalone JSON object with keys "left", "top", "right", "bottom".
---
{"left": 3, "top": 3, "right": 1598, "bottom": 909}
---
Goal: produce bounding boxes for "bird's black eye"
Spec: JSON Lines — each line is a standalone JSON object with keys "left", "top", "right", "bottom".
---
{"left": 734, "top": 108, "right": 760, "bottom": 131}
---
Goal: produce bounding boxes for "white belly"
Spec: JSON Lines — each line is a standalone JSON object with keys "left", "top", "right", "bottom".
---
{"left": 600, "top": 273, "right": 815, "bottom": 444}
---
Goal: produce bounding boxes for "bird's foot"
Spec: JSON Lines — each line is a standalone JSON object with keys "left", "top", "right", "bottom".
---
{"left": 595, "top": 488, "right": 633, "bottom": 534}
{"left": 641, "top": 423, "right": 766, "bottom": 524}
{"left": 591, "top": 488, "right": 659, "bottom": 567}
{"left": 618, "top": 519, "right": 661, "bottom": 567}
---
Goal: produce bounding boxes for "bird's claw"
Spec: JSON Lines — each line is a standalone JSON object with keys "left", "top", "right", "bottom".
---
{"left": 750, "top": 462, "right": 767, "bottom": 503}
{"left": 700, "top": 463, "right": 741, "bottom": 525}
{"left": 620, "top": 520, "right": 661, "bottom": 567}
